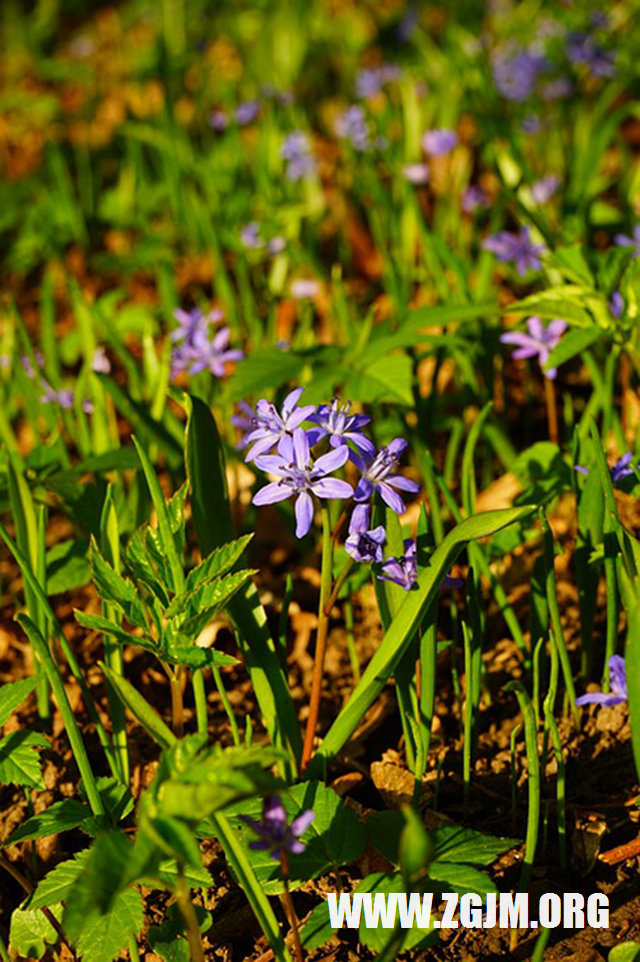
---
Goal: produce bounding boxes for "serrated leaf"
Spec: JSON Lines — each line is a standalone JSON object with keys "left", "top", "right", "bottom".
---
{"left": 10, "top": 903, "right": 61, "bottom": 959}
{"left": 184, "top": 534, "right": 254, "bottom": 593}
{"left": 0, "top": 677, "right": 37, "bottom": 727}
{"left": 431, "top": 825, "right": 518, "bottom": 865}
{"left": 427, "top": 861, "right": 497, "bottom": 897}
{"left": 74, "top": 609, "right": 153, "bottom": 651}
{"left": 29, "top": 851, "right": 90, "bottom": 909}
{"left": 0, "top": 730, "right": 49, "bottom": 789}
{"left": 160, "top": 639, "right": 238, "bottom": 671}
{"left": 167, "top": 568, "right": 255, "bottom": 620}
{"left": 66, "top": 887, "right": 144, "bottom": 962}
{"left": 89, "top": 538, "right": 148, "bottom": 629}
{"left": 4, "top": 799, "right": 91, "bottom": 846}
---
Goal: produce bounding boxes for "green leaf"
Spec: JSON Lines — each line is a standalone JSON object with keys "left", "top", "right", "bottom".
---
{"left": 431, "top": 825, "right": 518, "bottom": 865}
{"left": 167, "top": 568, "right": 255, "bottom": 620}
{"left": 300, "top": 901, "right": 337, "bottom": 951}
{"left": 46, "top": 538, "right": 91, "bottom": 594}
{"left": 98, "top": 374, "right": 182, "bottom": 464}
{"left": 427, "top": 862, "right": 497, "bottom": 897}
{"left": 625, "top": 604, "right": 640, "bottom": 783}
{"left": 74, "top": 609, "right": 151, "bottom": 651}
{"left": 222, "top": 781, "right": 365, "bottom": 894}
{"left": 507, "top": 286, "right": 595, "bottom": 325}
{"left": 226, "top": 349, "right": 307, "bottom": 401}
{"left": 132, "top": 437, "right": 185, "bottom": 594}
{"left": 4, "top": 799, "right": 91, "bottom": 846}
{"left": 343, "top": 352, "right": 414, "bottom": 406}
{"left": 0, "top": 730, "right": 49, "bottom": 789}
{"left": 610, "top": 943, "right": 640, "bottom": 962}
{"left": 160, "top": 640, "right": 238, "bottom": 671}
{"left": 148, "top": 904, "right": 211, "bottom": 962}
{"left": 308, "top": 507, "right": 535, "bottom": 771}
{"left": 29, "top": 851, "right": 90, "bottom": 908}
{"left": 544, "top": 326, "right": 603, "bottom": 373}
{"left": 89, "top": 538, "right": 148, "bottom": 629}
{"left": 10, "top": 903, "right": 61, "bottom": 959}
{"left": 142, "top": 814, "right": 203, "bottom": 870}
{"left": 100, "top": 662, "right": 177, "bottom": 750}
{"left": 66, "top": 887, "right": 144, "bottom": 962}
{"left": 0, "top": 677, "right": 37, "bottom": 727}
{"left": 184, "top": 534, "right": 254, "bottom": 593}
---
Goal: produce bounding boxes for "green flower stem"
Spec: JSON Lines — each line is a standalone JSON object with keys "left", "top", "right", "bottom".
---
{"left": 169, "top": 667, "right": 185, "bottom": 738}
{"left": 506, "top": 681, "right": 540, "bottom": 888}
{"left": 175, "top": 868, "right": 205, "bottom": 962}
{"left": 17, "top": 614, "right": 105, "bottom": 818}
{"left": 301, "top": 505, "right": 334, "bottom": 773}
{"left": 192, "top": 668, "right": 208, "bottom": 738}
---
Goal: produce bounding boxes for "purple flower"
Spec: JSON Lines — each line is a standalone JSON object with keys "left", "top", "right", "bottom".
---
{"left": 171, "top": 306, "right": 222, "bottom": 345}
{"left": 243, "top": 388, "right": 316, "bottom": 461}
{"left": 566, "top": 32, "right": 616, "bottom": 78}
{"left": 422, "top": 128, "right": 458, "bottom": 157}
{"left": 615, "top": 225, "right": 640, "bottom": 258}
{"left": 240, "top": 795, "right": 315, "bottom": 861}
{"left": 91, "top": 346, "right": 111, "bottom": 374}
{"left": 210, "top": 109, "right": 228, "bottom": 131}
{"left": 402, "top": 163, "right": 429, "bottom": 185}
{"left": 290, "top": 278, "right": 320, "bottom": 299}
{"left": 281, "top": 131, "right": 316, "bottom": 181}
{"left": 493, "top": 49, "right": 547, "bottom": 102}
{"left": 531, "top": 175, "right": 560, "bottom": 204}
{"left": 353, "top": 438, "right": 420, "bottom": 514}
{"left": 345, "top": 504, "right": 386, "bottom": 563}
{"left": 462, "top": 185, "right": 489, "bottom": 213}
{"left": 21, "top": 351, "right": 43, "bottom": 379}
{"left": 190, "top": 327, "right": 243, "bottom": 377}
{"left": 253, "top": 429, "right": 353, "bottom": 538}
{"left": 576, "top": 655, "right": 627, "bottom": 707}
{"left": 41, "top": 381, "right": 74, "bottom": 409}
{"left": 307, "top": 399, "right": 375, "bottom": 458}
{"left": 378, "top": 539, "right": 418, "bottom": 590}
{"left": 610, "top": 291, "right": 624, "bottom": 318}
{"left": 541, "top": 76, "right": 572, "bottom": 100}
{"left": 241, "top": 222, "right": 264, "bottom": 250}
{"left": 500, "top": 317, "right": 567, "bottom": 380}
{"left": 234, "top": 100, "right": 260, "bottom": 126}
{"left": 356, "top": 64, "right": 400, "bottom": 99}
{"left": 335, "top": 105, "right": 370, "bottom": 151}
{"left": 482, "top": 227, "right": 545, "bottom": 275}
{"left": 268, "top": 236, "right": 287, "bottom": 255}
{"left": 575, "top": 452, "right": 638, "bottom": 483}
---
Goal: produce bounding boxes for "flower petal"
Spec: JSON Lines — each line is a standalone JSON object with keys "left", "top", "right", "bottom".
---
{"left": 253, "top": 482, "right": 292, "bottom": 505}
{"left": 294, "top": 491, "right": 314, "bottom": 537}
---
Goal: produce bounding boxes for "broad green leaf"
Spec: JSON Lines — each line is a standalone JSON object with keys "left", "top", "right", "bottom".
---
{"left": 142, "top": 814, "right": 203, "bottom": 870}
{"left": 225, "top": 349, "right": 307, "bottom": 402}
{"left": 0, "top": 730, "right": 49, "bottom": 789}
{"left": 308, "top": 507, "right": 535, "bottom": 771}
{"left": 431, "top": 825, "right": 518, "bottom": 865}
{"left": 300, "top": 901, "right": 337, "bottom": 951}
{"left": 427, "top": 862, "right": 497, "bottom": 897}
{"left": 29, "top": 851, "right": 90, "bottom": 908}
{"left": 65, "top": 887, "right": 144, "bottom": 962}
{"left": 343, "top": 352, "right": 414, "bottom": 406}
{"left": 507, "top": 287, "right": 595, "bottom": 325}
{"left": 10, "top": 903, "right": 61, "bottom": 959}
{"left": 46, "top": 539, "right": 91, "bottom": 594}
{"left": 610, "top": 943, "right": 640, "bottom": 962}
{"left": 4, "top": 799, "right": 91, "bottom": 846}
{"left": 0, "top": 677, "right": 37, "bottom": 727}
{"left": 222, "top": 781, "right": 365, "bottom": 894}
{"left": 184, "top": 534, "right": 254, "bottom": 593}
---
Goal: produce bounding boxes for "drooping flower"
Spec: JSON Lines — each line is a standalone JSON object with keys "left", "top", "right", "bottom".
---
{"left": 500, "top": 317, "right": 567, "bottom": 380}
{"left": 353, "top": 438, "right": 420, "bottom": 514}
{"left": 422, "top": 128, "right": 458, "bottom": 157}
{"left": 378, "top": 538, "right": 418, "bottom": 590}
{"left": 614, "top": 225, "right": 640, "bottom": 258}
{"left": 307, "top": 399, "right": 375, "bottom": 457}
{"left": 243, "top": 388, "right": 316, "bottom": 461}
{"left": 576, "top": 655, "right": 627, "bottom": 707}
{"left": 253, "top": 428, "right": 353, "bottom": 538}
{"left": 240, "top": 795, "right": 315, "bottom": 861}
{"left": 345, "top": 504, "right": 386, "bottom": 563}
{"left": 482, "top": 227, "right": 545, "bottom": 275}
{"left": 281, "top": 131, "right": 316, "bottom": 181}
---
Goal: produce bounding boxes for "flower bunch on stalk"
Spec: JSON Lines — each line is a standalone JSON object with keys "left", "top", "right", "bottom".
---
{"left": 235, "top": 388, "right": 449, "bottom": 589}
